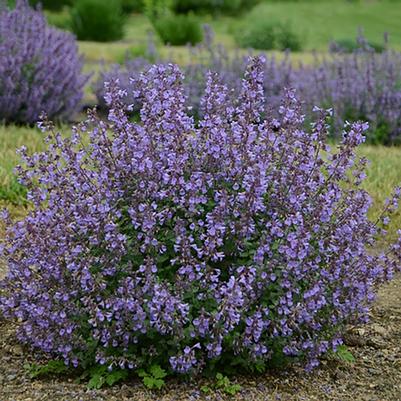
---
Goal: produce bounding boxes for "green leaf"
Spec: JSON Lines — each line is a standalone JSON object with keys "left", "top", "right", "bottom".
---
{"left": 143, "top": 376, "right": 165, "bottom": 390}
{"left": 200, "top": 385, "right": 211, "bottom": 393}
{"left": 143, "top": 376, "right": 154, "bottom": 388}
{"left": 137, "top": 368, "right": 148, "bottom": 378}
{"left": 157, "top": 254, "right": 170, "bottom": 264}
{"left": 88, "top": 373, "right": 105, "bottom": 389}
{"left": 153, "top": 378, "right": 165, "bottom": 390}
{"left": 105, "top": 369, "right": 128, "bottom": 386}
{"left": 225, "top": 384, "right": 242, "bottom": 395}
{"left": 336, "top": 345, "right": 355, "bottom": 363}
{"left": 149, "top": 364, "right": 167, "bottom": 379}
{"left": 25, "top": 360, "right": 69, "bottom": 379}
{"left": 254, "top": 360, "right": 266, "bottom": 373}
{"left": 215, "top": 372, "right": 223, "bottom": 380}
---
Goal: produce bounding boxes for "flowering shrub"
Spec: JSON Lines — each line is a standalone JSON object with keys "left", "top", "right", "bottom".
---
{"left": 1, "top": 58, "right": 401, "bottom": 379}
{"left": 329, "top": 38, "right": 385, "bottom": 54}
{"left": 95, "top": 29, "right": 401, "bottom": 144}
{"left": 0, "top": 0, "right": 87, "bottom": 124}
{"left": 94, "top": 58, "right": 152, "bottom": 113}
{"left": 94, "top": 27, "right": 289, "bottom": 118}
{"left": 300, "top": 50, "right": 401, "bottom": 144}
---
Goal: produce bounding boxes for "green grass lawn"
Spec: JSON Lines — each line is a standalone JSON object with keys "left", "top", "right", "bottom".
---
{"left": 1, "top": 125, "right": 400, "bottom": 241}
{"left": 235, "top": 0, "right": 401, "bottom": 51}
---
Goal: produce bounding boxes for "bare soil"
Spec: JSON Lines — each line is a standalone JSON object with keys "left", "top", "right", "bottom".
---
{"left": 0, "top": 275, "right": 400, "bottom": 401}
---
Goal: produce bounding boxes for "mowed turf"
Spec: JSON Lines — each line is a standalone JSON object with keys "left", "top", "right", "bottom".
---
{"left": 233, "top": 0, "right": 401, "bottom": 52}
{"left": 0, "top": 125, "right": 400, "bottom": 241}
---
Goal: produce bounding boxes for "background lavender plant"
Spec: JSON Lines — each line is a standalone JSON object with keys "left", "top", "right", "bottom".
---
{"left": 1, "top": 58, "right": 400, "bottom": 379}
{"left": 95, "top": 28, "right": 401, "bottom": 144}
{"left": 300, "top": 49, "right": 401, "bottom": 144}
{"left": 94, "top": 27, "right": 291, "bottom": 119}
{"left": 0, "top": 0, "right": 87, "bottom": 124}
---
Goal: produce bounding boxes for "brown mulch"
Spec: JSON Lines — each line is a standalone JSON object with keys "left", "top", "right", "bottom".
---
{"left": 0, "top": 276, "right": 400, "bottom": 401}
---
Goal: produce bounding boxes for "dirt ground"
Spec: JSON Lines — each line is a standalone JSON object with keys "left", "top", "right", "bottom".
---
{"left": 0, "top": 275, "right": 400, "bottom": 401}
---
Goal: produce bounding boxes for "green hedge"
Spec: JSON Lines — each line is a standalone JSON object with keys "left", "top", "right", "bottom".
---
{"left": 70, "top": 0, "right": 125, "bottom": 42}
{"left": 236, "top": 20, "right": 302, "bottom": 51}
{"left": 153, "top": 13, "right": 203, "bottom": 45}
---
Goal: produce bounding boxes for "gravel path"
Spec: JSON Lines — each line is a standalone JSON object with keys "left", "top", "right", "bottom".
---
{"left": 0, "top": 275, "right": 400, "bottom": 401}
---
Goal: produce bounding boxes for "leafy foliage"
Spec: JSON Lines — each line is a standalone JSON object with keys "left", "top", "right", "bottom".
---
{"left": 215, "top": 373, "right": 242, "bottom": 395}
{"left": 236, "top": 19, "right": 302, "bottom": 51}
{"left": 144, "top": 0, "right": 202, "bottom": 46}
{"left": 29, "top": 0, "right": 72, "bottom": 10}
{"left": 82, "top": 365, "right": 129, "bottom": 389}
{"left": 137, "top": 365, "right": 167, "bottom": 390}
{"left": 1, "top": 58, "right": 401, "bottom": 381}
{"left": 201, "top": 372, "right": 241, "bottom": 395}
{"left": 121, "top": 0, "right": 144, "bottom": 13}
{"left": 0, "top": 0, "right": 87, "bottom": 123}
{"left": 153, "top": 13, "right": 202, "bottom": 45}
{"left": 175, "top": 0, "right": 261, "bottom": 15}
{"left": 144, "top": 0, "right": 172, "bottom": 19}
{"left": 236, "top": 19, "right": 276, "bottom": 50}
{"left": 335, "top": 345, "right": 355, "bottom": 363}
{"left": 45, "top": 9, "right": 72, "bottom": 30}
{"left": 275, "top": 23, "right": 302, "bottom": 51}
{"left": 172, "top": 0, "right": 251, "bottom": 15}
{"left": 25, "top": 360, "right": 69, "bottom": 379}
{"left": 25, "top": 359, "right": 128, "bottom": 389}
{"left": 70, "top": 0, "right": 125, "bottom": 42}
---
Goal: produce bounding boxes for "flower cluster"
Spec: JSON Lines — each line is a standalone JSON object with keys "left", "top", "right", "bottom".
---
{"left": 1, "top": 58, "right": 400, "bottom": 375}
{"left": 95, "top": 27, "right": 401, "bottom": 143}
{"left": 0, "top": 0, "right": 87, "bottom": 124}
{"left": 300, "top": 49, "right": 401, "bottom": 144}
{"left": 93, "top": 27, "right": 252, "bottom": 117}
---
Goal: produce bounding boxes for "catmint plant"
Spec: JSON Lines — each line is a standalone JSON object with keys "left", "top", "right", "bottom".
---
{"left": 0, "top": 0, "right": 87, "bottom": 124}
{"left": 299, "top": 49, "right": 401, "bottom": 144}
{"left": 95, "top": 27, "right": 401, "bottom": 143}
{"left": 1, "top": 58, "right": 400, "bottom": 378}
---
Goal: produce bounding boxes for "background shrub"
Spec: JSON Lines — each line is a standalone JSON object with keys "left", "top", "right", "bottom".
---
{"left": 1, "top": 58, "right": 400, "bottom": 380}
{"left": 0, "top": 0, "right": 87, "bottom": 124}
{"left": 172, "top": 0, "right": 260, "bottom": 15}
{"left": 329, "top": 38, "right": 385, "bottom": 53}
{"left": 236, "top": 20, "right": 277, "bottom": 50}
{"left": 93, "top": 57, "right": 152, "bottom": 112}
{"left": 173, "top": 0, "right": 240, "bottom": 14}
{"left": 236, "top": 19, "right": 302, "bottom": 51}
{"left": 94, "top": 28, "right": 245, "bottom": 116}
{"left": 45, "top": 9, "right": 72, "bottom": 30}
{"left": 96, "top": 27, "right": 401, "bottom": 143}
{"left": 300, "top": 50, "right": 401, "bottom": 144}
{"left": 153, "top": 13, "right": 203, "bottom": 45}
{"left": 144, "top": 0, "right": 173, "bottom": 19}
{"left": 70, "top": 0, "right": 124, "bottom": 42}
{"left": 276, "top": 23, "right": 302, "bottom": 51}
{"left": 121, "top": 0, "right": 144, "bottom": 13}
{"left": 29, "top": 0, "right": 72, "bottom": 10}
